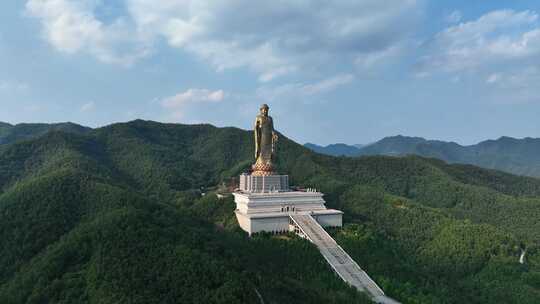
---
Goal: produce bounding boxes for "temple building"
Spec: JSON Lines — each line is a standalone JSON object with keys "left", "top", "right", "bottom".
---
{"left": 233, "top": 104, "right": 343, "bottom": 235}
{"left": 232, "top": 105, "right": 400, "bottom": 304}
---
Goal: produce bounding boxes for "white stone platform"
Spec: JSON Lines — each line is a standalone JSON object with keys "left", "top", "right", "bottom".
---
{"left": 233, "top": 188, "right": 342, "bottom": 235}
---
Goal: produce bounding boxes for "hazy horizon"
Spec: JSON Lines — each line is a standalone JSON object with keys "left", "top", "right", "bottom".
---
{"left": 3, "top": 118, "right": 539, "bottom": 147}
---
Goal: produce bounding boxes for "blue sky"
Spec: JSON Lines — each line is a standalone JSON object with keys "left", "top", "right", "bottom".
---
{"left": 1, "top": 1, "right": 540, "bottom": 145}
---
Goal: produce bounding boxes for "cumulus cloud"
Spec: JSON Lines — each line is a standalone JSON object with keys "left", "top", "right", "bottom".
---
{"left": 26, "top": 0, "right": 151, "bottom": 66}
{"left": 484, "top": 68, "right": 540, "bottom": 104}
{"left": 300, "top": 74, "right": 355, "bottom": 95}
{"left": 80, "top": 101, "right": 95, "bottom": 112}
{"left": 160, "top": 88, "right": 225, "bottom": 120}
{"left": 137, "top": 0, "right": 420, "bottom": 80}
{"left": 486, "top": 73, "right": 500, "bottom": 84}
{"left": 256, "top": 74, "right": 355, "bottom": 103}
{"left": 415, "top": 9, "right": 540, "bottom": 104}
{"left": 354, "top": 44, "right": 404, "bottom": 68}
{"left": 26, "top": 0, "right": 421, "bottom": 78}
{"left": 486, "top": 68, "right": 540, "bottom": 89}
{"left": 418, "top": 10, "right": 540, "bottom": 73}
{"left": 161, "top": 88, "right": 224, "bottom": 108}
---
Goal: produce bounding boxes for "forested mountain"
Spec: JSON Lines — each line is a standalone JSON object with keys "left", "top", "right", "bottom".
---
{"left": 0, "top": 122, "right": 12, "bottom": 141}
{"left": 0, "top": 121, "right": 91, "bottom": 145}
{"left": 304, "top": 142, "right": 362, "bottom": 156}
{"left": 0, "top": 120, "right": 539, "bottom": 303}
{"left": 305, "top": 135, "right": 540, "bottom": 178}
{"left": 0, "top": 121, "right": 11, "bottom": 129}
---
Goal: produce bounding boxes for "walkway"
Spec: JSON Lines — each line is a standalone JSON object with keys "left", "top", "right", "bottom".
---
{"left": 289, "top": 214, "right": 401, "bottom": 304}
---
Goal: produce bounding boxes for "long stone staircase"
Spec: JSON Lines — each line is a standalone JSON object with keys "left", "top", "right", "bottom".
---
{"left": 289, "top": 214, "right": 401, "bottom": 304}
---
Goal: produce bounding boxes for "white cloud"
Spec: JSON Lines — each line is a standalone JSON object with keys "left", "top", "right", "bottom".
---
{"left": 486, "top": 68, "right": 540, "bottom": 89}
{"left": 418, "top": 10, "right": 540, "bottom": 73}
{"left": 80, "top": 101, "right": 95, "bottom": 112}
{"left": 161, "top": 88, "right": 225, "bottom": 109}
{"left": 185, "top": 40, "right": 296, "bottom": 82}
{"left": 354, "top": 44, "right": 404, "bottom": 69}
{"left": 415, "top": 9, "right": 540, "bottom": 104}
{"left": 479, "top": 68, "right": 540, "bottom": 104}
{"left": 26, "top": 0, "right": 151, "bottom": 66}
{"left": 160, "top": 88, "right": 225, "bottom": 121}
{"left": 165, "top": 0, "right": 420, "bottom": 80}
{"left": 301, "top": 74, "right": 355, "bottom": 95}
{"left": 26, "top": 0, "right": 421, "bottom": 78}
{"left": 486, "top": 73, "right": 500, "bottom": 84}
{"left": 256, "top": 74, "right": 355, "bottom": 103}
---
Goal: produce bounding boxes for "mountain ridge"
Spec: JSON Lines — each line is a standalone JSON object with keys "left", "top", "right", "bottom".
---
{"left": 0, "top": 121, "right": 92, "bottom": 145}
{"left": 304, "top": 142, "right": 362, "bottom": 156}
{"left": 305, "top": 134, "right": 540, "bottom": 178}
{"left": 3, "top": 120, "right": 540, "bottom": 178}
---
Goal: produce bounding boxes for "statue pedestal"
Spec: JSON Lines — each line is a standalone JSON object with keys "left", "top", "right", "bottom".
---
{"left": 239, "top": 173, "right": 289, "bottom": 192}
{"left": 234, "top": 173, "right": 343, "bottom": 235}
{"left": 251, "top": 161, "right": 276, "bottom": 176}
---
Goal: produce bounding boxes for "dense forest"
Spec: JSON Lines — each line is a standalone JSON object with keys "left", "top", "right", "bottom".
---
{"left": 0, "top": 120, "right": 539, "bottom": 303}
{"left": 0, "top": 122, "right": 90, "bottom": 145}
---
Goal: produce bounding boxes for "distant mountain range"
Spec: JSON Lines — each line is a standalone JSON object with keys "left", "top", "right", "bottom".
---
{"left": 305, "top": 135, "right": 540, "bottom": 178}
{"left": 304, "top": 143, "right": 363, "bottom": 157}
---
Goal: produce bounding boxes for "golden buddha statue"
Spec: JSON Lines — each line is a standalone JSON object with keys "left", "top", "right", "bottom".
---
{"left": 252, "top": 104, "right": 278, "bottom": 176}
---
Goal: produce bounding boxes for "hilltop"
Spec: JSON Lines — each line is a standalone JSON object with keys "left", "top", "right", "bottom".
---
{"left": 0, "top": 121, "right": 91, "bottom": 145}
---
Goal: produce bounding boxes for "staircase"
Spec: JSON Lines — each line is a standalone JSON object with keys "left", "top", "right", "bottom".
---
{"left": 289, "top": 214, "right": 400, "bottom": 304}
